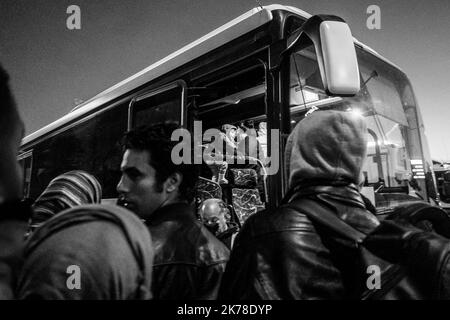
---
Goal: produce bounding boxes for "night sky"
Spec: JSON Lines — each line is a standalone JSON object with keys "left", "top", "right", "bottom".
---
{"left": 1, "top": 0, "right": 450, "bottom": 160}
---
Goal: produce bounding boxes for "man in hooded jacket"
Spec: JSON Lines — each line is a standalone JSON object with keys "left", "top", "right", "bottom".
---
{"left": 219, "top": 110, "right": 380, "bottom": 299}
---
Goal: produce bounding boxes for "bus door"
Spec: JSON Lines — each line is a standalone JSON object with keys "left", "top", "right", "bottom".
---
{"left": 189, "top": 56, "right": 271, "bottom": 224}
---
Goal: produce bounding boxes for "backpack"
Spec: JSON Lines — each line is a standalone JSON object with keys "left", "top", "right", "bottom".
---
{"left": 289, "top": 199, "right": 450, "bottom": 299}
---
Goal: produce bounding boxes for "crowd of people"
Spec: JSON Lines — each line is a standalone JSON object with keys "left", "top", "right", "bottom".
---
{"left": 1, "top": 63, "right": 449, "bottom": 300}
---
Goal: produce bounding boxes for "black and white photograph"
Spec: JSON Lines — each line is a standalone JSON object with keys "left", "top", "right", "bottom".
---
{"left": 1, "top": 0, "right": 449, "bottom": 309}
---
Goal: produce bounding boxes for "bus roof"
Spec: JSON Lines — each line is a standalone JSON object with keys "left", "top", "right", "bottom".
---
{"left": 22, "top": 4, "right": 402, "bottom": 146}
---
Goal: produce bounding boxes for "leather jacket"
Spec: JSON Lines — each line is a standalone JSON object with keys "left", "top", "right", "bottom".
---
{"left": 146, "top": 202, "right": 229, "bottom": 300}
{"left": 219, "top": 185, "right": 380, "bottom": 300}
{"left": 0, "top": 200, "right": 32, "bottom": 299}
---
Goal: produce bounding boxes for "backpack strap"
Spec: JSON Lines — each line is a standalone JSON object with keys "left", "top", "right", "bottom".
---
{"left": 289, "top": 198, "right": 409, "bottom": 300}
{"left": 288, "top": 198, "right": 367, "bottom": 244}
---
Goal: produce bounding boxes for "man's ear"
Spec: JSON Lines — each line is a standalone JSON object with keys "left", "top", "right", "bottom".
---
{"left": 165, "top": 172, "right": 182, "bottom": 193}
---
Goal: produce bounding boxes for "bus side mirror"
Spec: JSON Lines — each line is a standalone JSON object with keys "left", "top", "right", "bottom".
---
{"left": 286, "top": 15, "right": 360, "bottom": 96}
{"left": 319, "top": 21, "right": 360, "bottom": 95}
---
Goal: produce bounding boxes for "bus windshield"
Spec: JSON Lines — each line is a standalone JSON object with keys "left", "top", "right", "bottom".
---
{"left": 289, "top": 45, "right": 426, "bottom": 196}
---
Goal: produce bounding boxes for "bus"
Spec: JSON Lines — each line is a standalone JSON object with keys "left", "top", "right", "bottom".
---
{"left": 18, "top": 4, "right": 439, "bottom": 223}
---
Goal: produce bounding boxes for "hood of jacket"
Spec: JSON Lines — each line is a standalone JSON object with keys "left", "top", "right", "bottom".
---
{"left": 18, "top": 204, "right": 153, "bottom": 300}
{"left": 285, "top": 110, "right": 368, "bottom": 190}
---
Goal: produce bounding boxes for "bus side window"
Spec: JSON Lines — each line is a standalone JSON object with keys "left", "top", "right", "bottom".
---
{"left": 129, "top": 81, "right": 186, "bottom": 129}
{"left": 30, "top": 103, "right": 129, "bottom": 200}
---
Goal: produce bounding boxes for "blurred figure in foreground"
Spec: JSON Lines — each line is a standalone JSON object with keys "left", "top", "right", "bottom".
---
{"left": 17, "top": 204, "right": 153, "bottom": 299}
{"left": 0, "top": 63, "right": 32, "bottom": 299}
{"left": 0, "top": 63, "right": 154, "bottom": 300}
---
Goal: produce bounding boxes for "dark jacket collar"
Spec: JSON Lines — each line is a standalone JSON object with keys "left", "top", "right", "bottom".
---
{"left": 286, "top": 183, "right": 365, "bottom": 208}
{"left": 146, "top": 202, "right": 196, "bottom": 226}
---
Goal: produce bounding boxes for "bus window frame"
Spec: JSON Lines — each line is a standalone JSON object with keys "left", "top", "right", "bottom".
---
{"left": 128, "top": 80, "right": 188, "bottom": 130}
{"left": 17, "top": 150, "right": 33, "bottom": 199}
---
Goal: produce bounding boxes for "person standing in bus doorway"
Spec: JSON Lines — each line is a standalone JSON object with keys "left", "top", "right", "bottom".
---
{"left": 237, "top": 120, "right": 264, "bottom": 161}
{"left": 116, "top": 122, "right": 230, "bottom": 300}
{"left": 257, "top": 122, "right": 268, "bottom": 159}
{"left": 0, "top": 64, "right": 33, "bottom": 299}
{"left": 219, "top": 110, "right": 380, "bottom": 299}
{"left": 203, "top": 124, "right": 238, "bottom": 184}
